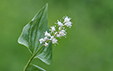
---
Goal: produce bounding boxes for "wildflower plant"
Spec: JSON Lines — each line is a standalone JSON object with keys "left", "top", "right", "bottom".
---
{"left": 18, "top": 3, "right": 72, "bottom": 71}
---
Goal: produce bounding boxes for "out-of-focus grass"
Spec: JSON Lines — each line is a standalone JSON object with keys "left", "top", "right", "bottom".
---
{"left": 0, "top": 0, "right": 113, "bottom": 71}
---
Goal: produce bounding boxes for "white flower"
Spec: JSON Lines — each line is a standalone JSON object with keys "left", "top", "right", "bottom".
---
{"left": 60, "top": 30, "right": 65, "bottom": 33}
{"left": 57, "top": 20, "right": 63, "bottom": 27}
{"left": 64, "top": 16, "right": 71, "bottom": 23}
{"left": 56, "top": 34, "right": 61, "bottom": 37}
{"left": 50, "top": 36, "right": 58, "bottom": 44}
{"left": 59, "top": 30, "right": 66, "bottom": 36}
{"left": 64, "top": 21, "right": 72, "bottom": 28}
{"left": 39, "top": 38, "right": 45, "bottom": 44}
{"left": 52, "top": 38, "right": 58, "bottom": 44}
{"left": 44, "top": 42, "right": 48, "bottom": 46}
{"left": 50, "top": 36, "right": 54, "bottom": 40}
{"left": 44, "top": 37, "right": 48, "bottom": 41}
{"left": 45, "top": 31, "right": 51, "bottom": 37}
{"left": 51, "top": 26, "right": 56, "bottom": 32}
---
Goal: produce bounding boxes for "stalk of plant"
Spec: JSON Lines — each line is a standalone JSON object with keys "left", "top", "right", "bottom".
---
{"left": 18, "top": 3, "right": 72, "bottom": 71}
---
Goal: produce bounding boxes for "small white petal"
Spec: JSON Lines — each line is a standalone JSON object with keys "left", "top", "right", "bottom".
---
{"left": 45, "top": 31, "right": 51, "bottom": 37}
{"left": 44, "top": 42, "right": 48, "bottom": 46}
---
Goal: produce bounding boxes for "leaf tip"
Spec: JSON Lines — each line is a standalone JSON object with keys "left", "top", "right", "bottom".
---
{"left": 46, "top": 3, "right": 48, "bottom": 7}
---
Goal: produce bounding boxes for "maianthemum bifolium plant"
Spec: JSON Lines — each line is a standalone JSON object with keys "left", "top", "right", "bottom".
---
{"left": 18, "top": 3, "right": 72, "bottom": 71}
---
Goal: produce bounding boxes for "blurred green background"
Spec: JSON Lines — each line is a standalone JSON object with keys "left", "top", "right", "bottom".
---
{"left": 0, "top": 0, "right": 113, "bottom": 71}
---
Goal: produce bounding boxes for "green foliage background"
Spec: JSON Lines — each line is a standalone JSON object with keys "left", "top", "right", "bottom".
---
{"left": 0, "top": 0, "right": 113, "bottom": 71}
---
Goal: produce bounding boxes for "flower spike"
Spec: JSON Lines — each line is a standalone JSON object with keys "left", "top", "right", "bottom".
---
{"left": 39, "top": 16, "right": 72, "bottom": 46}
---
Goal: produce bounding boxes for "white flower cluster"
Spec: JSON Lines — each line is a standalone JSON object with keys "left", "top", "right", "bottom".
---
{"left": 39, "top": 16, "right": 72, "bottom": 46}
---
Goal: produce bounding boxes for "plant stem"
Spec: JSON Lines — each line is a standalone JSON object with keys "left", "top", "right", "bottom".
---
{"left": 23, "top": 45, "right": 44, "bottom": 71}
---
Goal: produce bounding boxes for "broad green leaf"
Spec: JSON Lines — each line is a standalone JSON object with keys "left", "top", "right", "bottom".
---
{"left": 26, "top": 64, "right": 46, "bottom": 71}
{"left": 18, "top": 4, "right": 52, "bottom": 65}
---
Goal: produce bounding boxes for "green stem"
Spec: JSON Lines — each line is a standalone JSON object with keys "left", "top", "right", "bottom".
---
{"left": 23, "top": 45, "right": 44, "bottom": 71}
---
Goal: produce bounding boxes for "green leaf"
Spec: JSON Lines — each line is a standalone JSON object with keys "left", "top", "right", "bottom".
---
{"left": 26, "top": 64, "right": 46, "bottom": 71}
{"left": 18, "top": 3, "right": 52, "bottom": 65}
